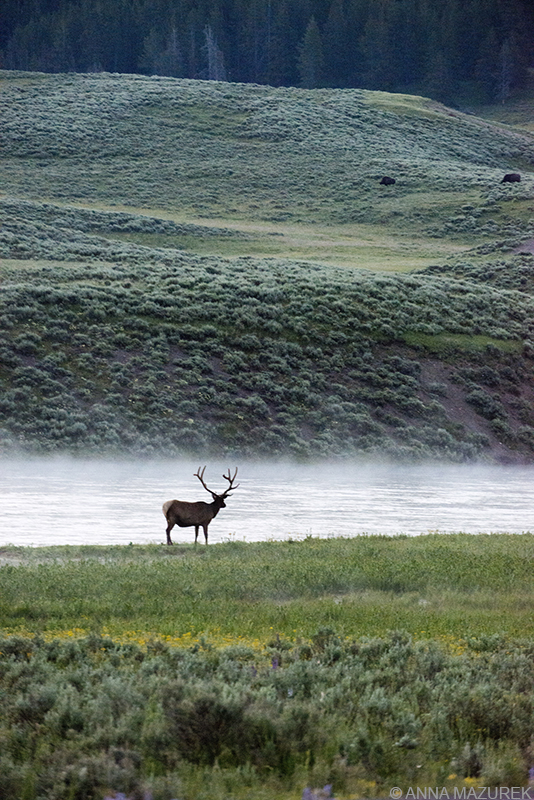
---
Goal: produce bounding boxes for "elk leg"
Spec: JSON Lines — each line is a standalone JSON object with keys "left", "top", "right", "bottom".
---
{"left": 166, "top": 522, "right": 174, "bottom": 545}
{"left": 203, "top": 524, "right": 208, "bottom": 544}
{"left": 194, "top": 525, "right": 199, "bottom": 544}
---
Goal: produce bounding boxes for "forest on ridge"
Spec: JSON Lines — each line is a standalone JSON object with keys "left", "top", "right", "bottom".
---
{"left": 2, "top": 0, "right": 534, "bottom": 107}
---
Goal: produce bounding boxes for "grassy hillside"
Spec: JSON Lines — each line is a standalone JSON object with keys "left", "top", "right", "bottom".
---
{"left": 2, "top": 70, "right": 534, "bottom": 461}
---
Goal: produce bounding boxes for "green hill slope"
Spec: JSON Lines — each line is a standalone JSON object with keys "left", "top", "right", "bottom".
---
{"left": 3, "top": 71, "right": 534, "bottom": 225}
{"left": 2, "top": 71, "right": 534, "bottom": 461}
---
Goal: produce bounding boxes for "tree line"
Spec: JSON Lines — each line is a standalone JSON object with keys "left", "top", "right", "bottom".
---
{"left": 2, "top": 0, "right": 534, "bottom": 106}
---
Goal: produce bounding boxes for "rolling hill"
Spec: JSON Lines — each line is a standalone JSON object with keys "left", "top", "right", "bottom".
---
{"left": 2, "top": 69, "right": 534, "bottom": 461}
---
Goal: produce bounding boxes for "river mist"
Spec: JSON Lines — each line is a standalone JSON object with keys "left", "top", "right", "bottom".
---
{"left": 1, "top": 457, "right": 534, "bottom": 547}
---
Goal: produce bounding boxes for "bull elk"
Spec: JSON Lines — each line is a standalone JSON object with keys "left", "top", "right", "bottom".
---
{"left": 162, "top": 467, "right": 239, "bottom": 545}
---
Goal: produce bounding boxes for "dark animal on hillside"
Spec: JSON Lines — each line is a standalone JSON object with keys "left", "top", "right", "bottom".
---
{"left": 380, "top": 176, "right": 396, "bottom": 185}
{"left": 501, "top": 173, "right": 521, "bottom": 183}
{"left": 162, "top": 467, "right": 239, "bottom": 545}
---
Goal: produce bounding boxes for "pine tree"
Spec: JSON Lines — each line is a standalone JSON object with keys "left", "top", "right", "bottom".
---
{"left": 499, "top": 0, "right": 534, "bottom": 96}
{"left": 323, "top": 0, "right": 351, "bottom": 87}
{"left": 184, "top": 6, "right": 204, "bottom": 79}
{"left": 360, "top": 0, "right": 393, "bottom": 90}
{"left": 241, "top": 0, "right": 272, "bottom": 83}
{"left": 2, "top": 0, "right": 534, "bottom": 103}
{"left": 297, "top": 15, "right": 324, "bottom": 88}
{"left": 475, "top": 26, "right": 500, "bottom": 103}
{"left": 422, "top": 49, "right": 455, "bottom": 105}
{"left": 496, "top": 37, "right": 513, "bottom": 104}
{"left": 267, "top": 0, "right": 299, "bottom": 85}
{"left": 387, "top": 0, "right": 425, "bottom": 90}
{"left": 143, "top": 24, "right": 184, "bottom": 77}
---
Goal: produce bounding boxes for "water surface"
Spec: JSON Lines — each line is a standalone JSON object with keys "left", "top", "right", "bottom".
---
{"left": 1, "top": 458, "right": 533, "bottom": 546}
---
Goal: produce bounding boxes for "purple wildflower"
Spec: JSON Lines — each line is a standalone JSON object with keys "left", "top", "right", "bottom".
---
{"left": 302, "top": 785, "right": 334, "bottom": 800}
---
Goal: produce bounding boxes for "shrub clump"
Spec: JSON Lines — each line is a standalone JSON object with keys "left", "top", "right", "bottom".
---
{"left": 0, "top": 631, "right": 533, "bottom": 798}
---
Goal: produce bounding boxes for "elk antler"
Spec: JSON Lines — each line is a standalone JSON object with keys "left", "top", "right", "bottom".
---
{"left": 194, "top": 466, "right": 217, "bottom": 498}
{"left": 222, "top": 467, "right": 239, "bottom": 496}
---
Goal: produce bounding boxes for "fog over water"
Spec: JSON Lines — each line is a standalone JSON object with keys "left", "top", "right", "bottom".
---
{"left": 1, "top": 457, "right": 534, "bottom": 546}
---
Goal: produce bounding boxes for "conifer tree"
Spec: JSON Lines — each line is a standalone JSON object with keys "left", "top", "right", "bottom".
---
{"left": 423, "top": 49, "right": 455, "bottom": 105}
{"left": 323, "top": 0, "right": 352, "bottom": 86}
{"left": 475, "top": 26, "right": 500, "bottom": 102}
{"left": 242, "top": 0, "right": 272, "bottom": 83}
{"left": 297, "top": 15, "right": 324, "bottom": 88}
{"left": 360, "top": 0, "right": 393, "bottom": 90}
{"left": 185, "top": 6, "right": 204, "bottom": 78}
{"left": 497, "top": 37, "right": 513, "bottom": 105}
{"left": 143, "top": 24, "right": 184, "bottom": 77}
{"left": 1, "top": 0, "right": 534, "bottom": 105}
{"left": 265, "top": 0, "right": 297, "bottom": 85}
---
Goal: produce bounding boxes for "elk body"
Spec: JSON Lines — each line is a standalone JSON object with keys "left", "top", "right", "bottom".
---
{"left": 163, "top": 467, "right": 239, "bottom": 545}
{"left": 502, "top": 173, "right": 521, "bottom": 183}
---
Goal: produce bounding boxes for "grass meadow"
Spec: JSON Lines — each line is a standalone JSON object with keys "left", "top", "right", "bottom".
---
{"left": 2, "top": 535, "right": 534, "bottom": 799}
{"left": 2, "top": 534, "right": 534, "bottom": 642}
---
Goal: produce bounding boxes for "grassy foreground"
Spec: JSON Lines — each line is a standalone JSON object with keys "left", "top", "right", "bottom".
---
{"left": 1, "top": 535, "right": 534, "bottom": 799}
{"left": 2, "top": 534, "right": 534, "bottom": 642}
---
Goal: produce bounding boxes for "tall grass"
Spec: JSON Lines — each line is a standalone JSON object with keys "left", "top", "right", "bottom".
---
{"left": 2, "top": 535, "right": 534, "bottom": 641}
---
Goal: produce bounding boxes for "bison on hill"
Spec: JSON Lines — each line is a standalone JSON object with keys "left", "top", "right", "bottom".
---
{"left": 501, "top": 173, "right": 521, "bottom": 183}
{"left": 380, "top": 176, "right": 396, "bottom": 185}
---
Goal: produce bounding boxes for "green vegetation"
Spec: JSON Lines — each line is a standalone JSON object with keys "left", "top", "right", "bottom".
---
{"left": 2, "top": 232, "right": 534, "bottom": 460}
{"left": 2, "top": 534, "right": 534, "bottom": 639}
{"left": 2, "top": 71, "right": 534, "bottom": 461}
{"left": 1, "top": 535, "right": 534, "bottom": 799}
{"left": 3, "top": 71, "right": 534, "bottom": 224}
{"left": 2, "top": 0, "right": 533, "bottom": 109}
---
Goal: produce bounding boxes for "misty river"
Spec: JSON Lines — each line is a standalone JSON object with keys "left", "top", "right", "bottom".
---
{"left": 1, "top": 458, "right": 533, "bottom": 547}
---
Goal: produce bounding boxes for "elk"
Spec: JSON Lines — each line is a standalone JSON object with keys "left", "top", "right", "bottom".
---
{"left": 162, "top": 467, "right": 239, "bottom": 545}
{"left": 380, "top": 175, "right": 396, "bottom": 185}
